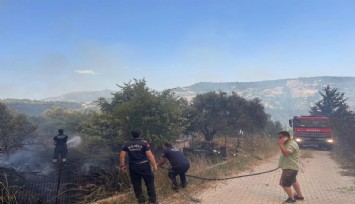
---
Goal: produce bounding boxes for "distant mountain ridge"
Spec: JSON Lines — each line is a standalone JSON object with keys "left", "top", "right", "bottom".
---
{"left": 43, "top": 76, "right": 355, "bottom": 123}
{"left": 44, "top": 89, "right": 113, "bottom": 103}
{"left": 174, "top": 76, "right": 355, "bottom": 123}
{"left": 3, "top": 76, "right": 355, "bottom": 122}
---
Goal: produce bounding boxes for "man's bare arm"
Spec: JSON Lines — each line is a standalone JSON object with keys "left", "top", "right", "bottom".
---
{"left": 146, "top": 150, "right": 158, "bottom": 171}
{"left": 119, "top": 151, "right": 128, "bottom": 173}
{"left": 120, "top": 151, "right": 127, "bottom": 167}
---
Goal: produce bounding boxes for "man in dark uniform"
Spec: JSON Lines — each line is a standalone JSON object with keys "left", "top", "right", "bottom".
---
{"left": 52, "top": 129, "right": 68, "bottom": 163}
{"left": 158, "top": 142, "right": 190, "bottom": 191}
{"left": 120, "top": 130, "right": 158, "bottom": 204}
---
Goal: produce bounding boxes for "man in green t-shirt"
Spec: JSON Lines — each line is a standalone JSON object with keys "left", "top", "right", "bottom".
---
{"left": 278, "top": 131, "right": 304, "bottom": 203}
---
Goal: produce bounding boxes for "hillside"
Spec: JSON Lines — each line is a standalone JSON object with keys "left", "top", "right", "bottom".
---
{"left": 4, "top": 76, "right": 355, "bottom": 122}
{"left": 1, "top": 90, "right": 111, "bottom": 116}
{"left": 1, "top": 99, "right": 84, "bottom": 116}
{"left": 44, "top": 89, "right": 113, "bottom": 103}
{"left": 42, "top": 76, "right": 355, "bottom": 123}
{"left": 174, "top": 76, "right": 355, "bottom": 123}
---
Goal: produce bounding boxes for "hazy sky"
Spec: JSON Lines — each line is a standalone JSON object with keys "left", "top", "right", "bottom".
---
{"left": 1, "top": 0, "right": 355, "bottom": 99}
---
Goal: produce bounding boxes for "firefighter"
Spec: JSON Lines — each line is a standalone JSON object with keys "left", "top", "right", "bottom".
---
{"left": 120, "top": 130, "right": 158, "bottom": 204}
{"left": 52, "top": 129, "right": 68, "bottom": 163}
{"left": 158, "top": 142, "right": 190, "bottom": 191}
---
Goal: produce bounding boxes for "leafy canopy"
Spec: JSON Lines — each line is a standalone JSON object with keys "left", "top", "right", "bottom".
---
{"left": 187, "top": 91, "right": 269, "bottom": 141}
{"left": 0, "top": 102, "right": 36, "bottom": 151}
{"left": 310, "top": 85, "right": 348, "bottom": 117}
{"left": 97, "top": 79, "right": 185, "bottom": 145}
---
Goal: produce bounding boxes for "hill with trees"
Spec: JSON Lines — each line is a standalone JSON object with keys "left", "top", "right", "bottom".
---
{"left": 39, "top": 76, "right": 355, "bottom": 124}
{"left": 0, "top": 99, "right": 87, "bottom": 116}
{"left": 174, "top": 76, "right": 355, "bottom": 123}
{"left": 1, "top": 79, "right": 281, "bottom": 152}
{"left": 4, "top": 76, "right": 355, "bottom": 125}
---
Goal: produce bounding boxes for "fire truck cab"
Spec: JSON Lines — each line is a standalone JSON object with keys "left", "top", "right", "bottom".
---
{"left": 289, "top": 116, "right": 334, "bottom": 150}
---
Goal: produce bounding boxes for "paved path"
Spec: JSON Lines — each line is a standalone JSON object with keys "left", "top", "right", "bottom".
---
{"left": 195, "top": 151, "right": 355, "bottom": 204}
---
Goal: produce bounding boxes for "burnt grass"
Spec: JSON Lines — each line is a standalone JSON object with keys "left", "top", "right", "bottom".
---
{"left": 0, "top": 146, "right": 131, "bottom": 204}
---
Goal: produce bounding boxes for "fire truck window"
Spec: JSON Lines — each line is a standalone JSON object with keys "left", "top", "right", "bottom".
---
{"left": 295, "top": 119, "right": 329, "bottom": 128}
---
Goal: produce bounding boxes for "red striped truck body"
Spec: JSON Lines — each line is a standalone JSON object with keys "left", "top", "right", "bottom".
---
{"left": 289, "top": 116, "right": 334, "bottom": 150}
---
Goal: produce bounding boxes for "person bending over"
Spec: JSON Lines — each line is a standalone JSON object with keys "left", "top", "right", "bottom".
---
{"left": 158, "top": 142, "right": 190, "bottom": 191}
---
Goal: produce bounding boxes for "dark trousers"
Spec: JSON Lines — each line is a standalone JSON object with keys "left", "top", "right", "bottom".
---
{"left": 168, "top": 163, "right": 190, "bottom": 188}
{"left": 129, "top": 162, "right": 157, "bottom": 203}
{"left": 53, "top": 145, "right": 68, "bottom": 159}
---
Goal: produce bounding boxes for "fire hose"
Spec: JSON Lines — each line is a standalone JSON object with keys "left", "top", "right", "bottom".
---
{"left": 160, "top": 166, "right": 280, "bottom": 181}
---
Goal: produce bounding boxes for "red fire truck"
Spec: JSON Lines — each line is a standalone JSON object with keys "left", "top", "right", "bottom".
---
{"left": 289, "top": 116, "right": 334, "bottom": 150}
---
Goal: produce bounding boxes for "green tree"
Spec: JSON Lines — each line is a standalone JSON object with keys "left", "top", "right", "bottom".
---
{"left": 40, "top": 106, "right": 86, "bottom": 133}
{"left": 310, "top": 85, "right": 348, "bottom": 117}
{"left": 0, "top": 102, "right": 36, "bottom": 151}
{"left": 310, "top": 85, "right": 355, "bottom": 147}
{"left": 188, "top": 91, "right": 269, "bottom": 141}
{"left": 79, "top": 111, "right": 119, "bottom": 139}
{"left": 264, "top": 118, "right": 283, "bottom": 137}
{"left": 97, "top": 79, "right": 185, "bottom": 146}
{"left": 187, "top": 92, "right": 231, "bottom": 141}
{"left": 229, "top": 97, "right": 268, "bottom": 134}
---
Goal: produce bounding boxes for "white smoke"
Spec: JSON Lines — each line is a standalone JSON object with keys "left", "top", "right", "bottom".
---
{"left": 67, "top": 136, "right": 83, "bottom": 148}
{"left": 0, "top": 144, "right": 55, "bottom": 176}
{"left": 0, "top": 136, "right": 83, "bottom": 176}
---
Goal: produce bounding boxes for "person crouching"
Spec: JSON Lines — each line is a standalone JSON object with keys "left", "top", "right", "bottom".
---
{"left": 158, "top": 142, "right": 190, "bottom": 191}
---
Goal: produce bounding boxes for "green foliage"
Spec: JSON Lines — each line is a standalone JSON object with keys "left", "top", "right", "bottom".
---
{"left": 1, "top": 99, "right": 82, "bottom": 116}
{"left": 0, "top": 102, "right": 36, "bottom": 151}
{"left": 264, "top": 119, "right": 283, "bottom": 137}
{"left": 96, "top": 79, "right": 185, "bottom": 146}
{"left": 38, "top": 106, "right": 86, "bottom": 134}
{"left": 187, "top": 92, "right": 229, "bottom": 141}
{"left": 310, "top": 85, "right": 355, "bottom": 148}
{"left": 79, "top": 111, "right": 119, "bottom": 139}
{"left": 2, "top": 79, "right": 280, "bottom": 150}
{"left": 228, "top": 97, "right": 268, "bottom": 134}
{"left": 310, "top": 85, "right": 348, "bottom": 117}
{"left": 187, "top": 91, "right": 269, "bottom": 141}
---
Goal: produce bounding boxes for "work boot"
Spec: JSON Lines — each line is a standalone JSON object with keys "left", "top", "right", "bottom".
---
{"left": 62, "top": 158, "right": 67, "bottom": 162}
{"left": 52, "top": 159, "right": 58, "bottom": 163}
{"left": 172, "top": 186, "right": 179, "bottom": 192}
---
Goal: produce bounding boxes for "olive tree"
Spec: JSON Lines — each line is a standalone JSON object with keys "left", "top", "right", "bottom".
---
{"left": 97, "top": 79, "right": 186, "bottom": 147}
